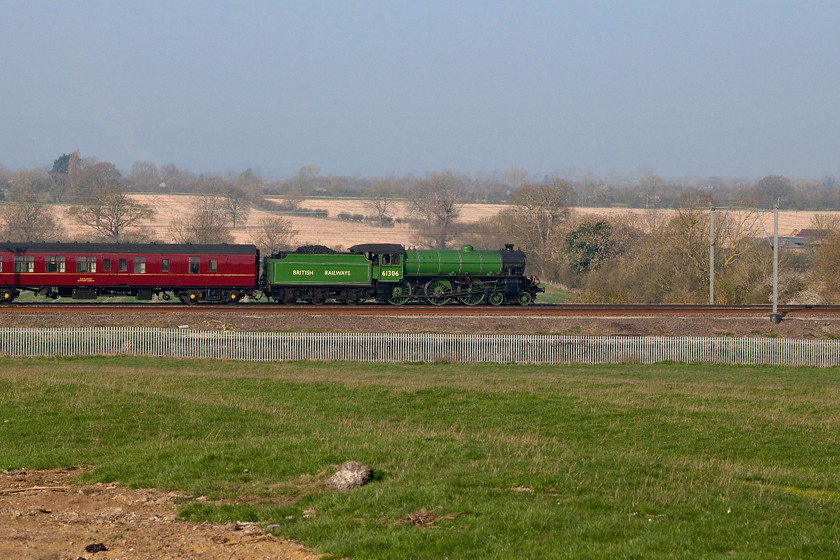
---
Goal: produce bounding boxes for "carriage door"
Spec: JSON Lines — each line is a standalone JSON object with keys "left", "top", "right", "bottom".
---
{"left": 377, "top": 253, "right": 403, "bottom": 283}
{"left": 115, "top": 257, "right": 130, "bottom": 286}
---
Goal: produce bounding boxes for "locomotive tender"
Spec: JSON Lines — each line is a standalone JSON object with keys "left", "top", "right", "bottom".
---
{"left": 0, "top": 241, "right": 542, "bottom": 305}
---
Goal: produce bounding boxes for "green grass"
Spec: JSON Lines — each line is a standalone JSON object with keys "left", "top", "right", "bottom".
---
{"left": 1, "top": 357, "right": 839, "bottom": 558}
{"left": 537, "top": 283, "right": 572, "bottom": 303}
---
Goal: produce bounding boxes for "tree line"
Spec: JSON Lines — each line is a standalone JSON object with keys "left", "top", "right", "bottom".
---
{"left": 2, "top": 153, "right": 840, "bottom": 304}
{"left": 2, "top": 156, "right": 838, "bottom": 209}
{"left": 463, "top": 191, "right": 840, "bottom": 305}
{"left": 0, "top": 151, "right": 295, "bottom": 256}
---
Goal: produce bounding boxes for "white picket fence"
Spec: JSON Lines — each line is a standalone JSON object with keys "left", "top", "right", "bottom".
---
{"left": 0, "top": 328, "right": 839, "bottom": 367}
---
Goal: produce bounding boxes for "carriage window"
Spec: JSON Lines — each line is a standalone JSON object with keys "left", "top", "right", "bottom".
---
{"left": 103, "top": 259, "right": 111, "bottom": 272}
{"left": 0, "top": 256, "right": 2, "bottom": 272}
{"left": 189, "top": 257, "right": 200, "bottom": 274}
{"left": 76, "top": 256, "right": 96, "bottom": 273}
{"left": 134, "top": 257, "right": 146, "bottom": 273}
{"left": 119, "top": 259, "right": 127, "bottom": 272}
{"left": 161, "top": 259, "right": 170, "bottom": 272}
{"left": 209, "top": 259, "right": 217, "bottom": 273}
{"left": 14, "top": 256, "right": 34, "bottom": 273}
{"left": 46, "top": 256, "right": 65, "bottom": 273}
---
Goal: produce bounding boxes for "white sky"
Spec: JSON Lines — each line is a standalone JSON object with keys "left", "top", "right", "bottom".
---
{"left": 1, "top": 0, "right": 838, "bottom": 179}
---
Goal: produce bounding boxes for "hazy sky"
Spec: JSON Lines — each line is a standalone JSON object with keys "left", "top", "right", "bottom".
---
{"left": 1, "top": 1, "right": 838, "bottom": 179}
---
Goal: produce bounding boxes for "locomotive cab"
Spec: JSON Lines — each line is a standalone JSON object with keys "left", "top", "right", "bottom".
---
{"left": 349, "top": 243, "right": 405, "bottom": 283}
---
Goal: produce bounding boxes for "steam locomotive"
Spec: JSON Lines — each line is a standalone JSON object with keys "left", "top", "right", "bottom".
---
{"left": 0, "top": 242, "right": 543, "bottom": 305}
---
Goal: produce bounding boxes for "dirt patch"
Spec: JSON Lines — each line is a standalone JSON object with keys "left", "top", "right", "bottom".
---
{"left": 394, "top": 507, "right": 475, "bottom": 527}
{"left": 0, "top": 468, "right": 323, "bottom": 560}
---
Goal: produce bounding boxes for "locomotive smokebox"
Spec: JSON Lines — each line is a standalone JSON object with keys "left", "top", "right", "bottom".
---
{"left": 499, "top": 246, "right": 526, "bottom": 275}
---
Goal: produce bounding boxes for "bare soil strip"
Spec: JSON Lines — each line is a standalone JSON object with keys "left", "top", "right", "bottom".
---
{"left": 0, "top": 468, "right": 323, "bottom": 560}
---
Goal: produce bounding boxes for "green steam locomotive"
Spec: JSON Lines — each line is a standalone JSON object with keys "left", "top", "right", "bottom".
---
{"left": 263, "top": 243, "right": 543, "bottom": 305}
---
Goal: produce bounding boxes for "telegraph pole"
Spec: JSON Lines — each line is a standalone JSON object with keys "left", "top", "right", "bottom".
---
{"left": 770, "top": 202, "right": 782, "bottom": 323}
{"left": 709, "top": 204, "right": 715, "bottom": 305}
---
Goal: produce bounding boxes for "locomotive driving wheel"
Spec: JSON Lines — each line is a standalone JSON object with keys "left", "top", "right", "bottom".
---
{"left": 387, "top": 280, "right": 412, "bottom": 305}
{"left": 425, "top": 278, "right": 452, "bottom": 306}
{"left": 458, "top": 279, "right": 486, "bottom": 306}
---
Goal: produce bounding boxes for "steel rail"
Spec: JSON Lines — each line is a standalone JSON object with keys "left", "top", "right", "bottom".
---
{"left": 2, "top": 302, "right": 840, "bottom": 317}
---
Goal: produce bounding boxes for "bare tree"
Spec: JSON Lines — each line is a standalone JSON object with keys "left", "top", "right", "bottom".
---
{"left": 129, "top": 161, "right": 161, "bottom": 190}
{"left": 249, "top": 216, "right": 296, "bottom": 256}
{"left": 70, "top": 160, "right": 122, "bottom": 202}
{"left": 640, "top": 174, "right": 665, "bottom": 209}
{"left": 503, "top": 166, "right": 528, "bottom": 189}
{"left": 459, "top": 216, "right": 509, "bottom": 253}
{"left": 0, "top": 188, "right": 65, "bottom": 241}
{"left": 168, "top": 195, "right": 233, "bottom": 244}
{"left": 499, "top": 179, "right": 576, "bottom": 278}
{"left": 408, "top": 173, "right": 463, "bottom": 249}
{"left": 364, "top": 181, "right": 397, "bottom": 225}
{"left": 66, "top": 149, "right": 82, "bottom": 201}
{"left": 6, "top": 168, "right": 53, "bottom": 202}
{"left": 67, "top": 186, "right": 156, "bottom": 242}
{"left": 298, "top": 164, "right": 320, "bottom": 180}
{"left": 578, "top": 206, "right": 771, "bottom": 304}
{"left": 191, "top": 177, "right": 252, "bottom": 228}
{"left": 807, "top": 213, "right": 840, "bottom": 243}
{"left": 812, "top": 232, "right": 840, "bottom": 303}
{"left": 158, "top": 163, "right": 192, "bottom": 192}
{"left": 753, "top": 175, "right": 793, "bottom": 207}
{"left": 223, "top": 187, "right": 252, "bottom": 228}
{"left": 234, "top": 168, "right": 264, "bottom": 200}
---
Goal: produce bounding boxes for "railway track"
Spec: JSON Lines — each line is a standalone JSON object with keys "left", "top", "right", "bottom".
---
{"left": 2, "top": 302, "right": 839, "bottom": 317}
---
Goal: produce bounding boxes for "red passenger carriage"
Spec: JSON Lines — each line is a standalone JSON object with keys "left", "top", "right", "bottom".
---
{"left": 0, "top": 242, "right": 260, "bottom": 303}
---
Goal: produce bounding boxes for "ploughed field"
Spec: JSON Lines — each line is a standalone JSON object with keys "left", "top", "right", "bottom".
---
{"left": 54, "top": 195, "right": 835, "bottom": 248}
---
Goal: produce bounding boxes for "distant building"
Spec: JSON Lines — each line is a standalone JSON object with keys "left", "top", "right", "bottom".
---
{"left": 778, "top": 229, "right": 830, "bottom": 248}
{"left": 778, "top": 236, "right": 809, "bottom": 249}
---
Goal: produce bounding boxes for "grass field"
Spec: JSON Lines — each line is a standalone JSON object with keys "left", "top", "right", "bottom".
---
{"left": 537, "top": 283, "right": 572, "bottom": 303}
{"left": 1, "top": 357, "right": 838, "bottom": 559}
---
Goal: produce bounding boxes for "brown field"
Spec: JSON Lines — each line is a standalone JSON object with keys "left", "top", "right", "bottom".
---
{"left": 53, "top": 195, "right": 834, "bottom": 249}
{"left": 0, "top": 468, "right": 321, "bottom": 560}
